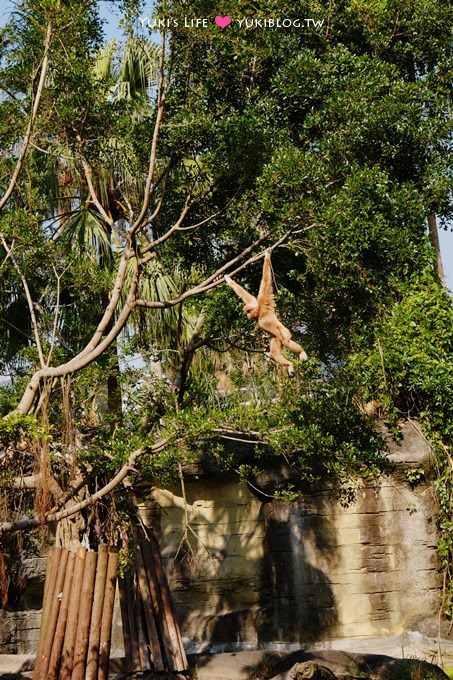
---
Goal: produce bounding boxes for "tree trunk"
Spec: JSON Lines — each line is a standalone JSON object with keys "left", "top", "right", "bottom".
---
{"left": 428, "top": 212, "right": 446, "bottom": 286}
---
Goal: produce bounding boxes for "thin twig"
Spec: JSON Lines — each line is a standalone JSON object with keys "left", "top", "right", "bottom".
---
{"left": 0, "top": 236, "right": 46, "bottom": 368}
{"left": 46, "top": 265, "right": 62, "bottom": 365}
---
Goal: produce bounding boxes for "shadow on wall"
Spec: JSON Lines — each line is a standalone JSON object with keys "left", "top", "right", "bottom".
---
{"left": 153, "top": 475, "right": 338, "bottom": 650}
{"left": 257, "top": 498, "right": 338, "bottom": 644}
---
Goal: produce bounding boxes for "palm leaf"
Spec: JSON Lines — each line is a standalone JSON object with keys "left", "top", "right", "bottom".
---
{"left": 60, "top": 207, "right": 113, "bottom": 266}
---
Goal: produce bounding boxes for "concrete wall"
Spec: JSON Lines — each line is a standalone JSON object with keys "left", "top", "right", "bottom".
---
{"left": 151, "top": 422, "right": 441, "bottom": 653}
{"left": 0, "top": 421, "right": 442, "bottom": 655}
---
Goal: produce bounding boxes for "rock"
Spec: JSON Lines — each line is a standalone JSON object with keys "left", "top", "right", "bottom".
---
{"left": 380, "top": 658, "right": 449, "bottom": 679}
{"left": 290, "top": 661, "right": 337, "bottom": 679}
{"left": 271, "top": 651, "right": 449, "bottom": 680}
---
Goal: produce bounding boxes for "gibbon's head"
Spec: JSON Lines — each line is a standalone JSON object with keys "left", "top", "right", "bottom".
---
{"left": 243, "top": 302, "right": 259, "bottom": 320}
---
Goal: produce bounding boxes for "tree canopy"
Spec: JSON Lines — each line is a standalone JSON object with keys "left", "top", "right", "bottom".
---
{"left": 0, "top": 0, "right": 451, "bottom": 611}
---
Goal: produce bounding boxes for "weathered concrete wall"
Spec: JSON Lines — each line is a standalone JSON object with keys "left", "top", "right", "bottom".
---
{"left": 0, "top": 557, "right": 46, "bottom": 654}
{"left": 151, "top": 422, "right": 441, "bottom": 653}
{"left": 0, "top": 421, "right": 442, "bottom": 655}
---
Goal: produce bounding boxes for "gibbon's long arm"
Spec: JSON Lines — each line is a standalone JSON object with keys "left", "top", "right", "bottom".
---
{"left": 257, "top": 250, "right": 275, "bottom": 311}
{"left": 224, "top": 275, "right": 257, "bottom": 306}
{"left": 225, "top": 252, "right": 307, "bottom": 376}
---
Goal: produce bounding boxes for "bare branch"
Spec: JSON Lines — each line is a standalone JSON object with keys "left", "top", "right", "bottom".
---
{"left": 0, "top": 439, "right": 168, "bottom": 535}
{"left": 78, "top": 151, "right": 115, "bottom": 228}
{"left": 143, "top": 158, "right": 173, "bottom": 227}
{"left": 136, "top": 226, "right": 278, "bottom": 309}
{"left": 0, "top": 475, "right": 39, "bottom": 489}
{"left": 130, "top": 32, "right": 168, "bottom": 234}
{"left": 136, "top": 224, "right": 316, "bottom": 311}
{"left": 78, "top": 247, "right": 134, "bottom": 358}
{"left": 0, "top": 23, "right": 52, "bottom": 213}
{"left": 13, "top": 260, "right": 140, "bottom": 414}
{"left": 140, "top": 194, "right": 192, "bottom": 254}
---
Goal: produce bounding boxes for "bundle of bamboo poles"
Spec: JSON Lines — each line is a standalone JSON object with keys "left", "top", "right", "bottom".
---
{"left": 33, "top": 545, "right": 118, "bottom": 680}
{"left": 118, "top": 526, "right": 188, "bottom": 674}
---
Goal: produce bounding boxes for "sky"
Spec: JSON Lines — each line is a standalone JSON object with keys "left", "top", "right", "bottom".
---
{"left": 0, "top": 0, "right": 451, "bottom": 290}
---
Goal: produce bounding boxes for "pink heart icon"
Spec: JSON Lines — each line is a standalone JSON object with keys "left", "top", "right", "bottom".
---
{"left": 215, "top": 15, "right": 232, "bottom": 29}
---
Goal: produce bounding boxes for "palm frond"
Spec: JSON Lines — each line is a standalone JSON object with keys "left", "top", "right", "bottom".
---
{"left": 113, "top": 37, "right": 159, "bottom": 105}
{"left": 93, "top": 40, "right": 116, "bottom": 82}
{"left": 60, "top": 207, "right": 113, "bottom": 266}
{"left": 122, "top": 259, "right": 196, "bottom": 351}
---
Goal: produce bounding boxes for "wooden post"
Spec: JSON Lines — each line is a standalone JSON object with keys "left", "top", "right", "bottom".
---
{"left": 34, "top": 546, "right": 61, "bottom": 680}
{"left": 59, "top": 547, "right": 86, "bottom": 680}
{"left": 48, "top": 551, "right": 75, "bottom": 680}
{"left": 98, "top": 551, "right": 118, "bottom": 680}
{"left": 36, "top": 548, "right": 69, "bottom": 679}
{"left": 71, "top": 550, "right": 98, "bottom": 680}
{"left": 86, "top": 545, "right": 109, "bottom": 680}
{"left": 136, "top": 545, "right": 164, "bottom": 670}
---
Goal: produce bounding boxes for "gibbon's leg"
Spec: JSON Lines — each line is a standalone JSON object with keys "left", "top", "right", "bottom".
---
{"left": 224, "top": 275, "right": 257, "bottom": 306}
{"left": 283, "top": 338, "right": 308, "bottom": 362}
{"left": 268, "top": 337, "right": 295, "bottom": 377}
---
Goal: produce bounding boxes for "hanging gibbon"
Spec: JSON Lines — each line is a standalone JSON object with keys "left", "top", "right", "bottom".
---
{"left": 225, "top": 250, "right": 308, "bottom": 376}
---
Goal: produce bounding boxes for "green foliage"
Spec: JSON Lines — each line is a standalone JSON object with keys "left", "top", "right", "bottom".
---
{"left": 350, "top": 276, "right": 453, "bottom": 436}
{"left": 0, "top": 0, "right": 451, "bottom": 599}
{"left": 0, "top": 413, "right": 40, "bottom": 447}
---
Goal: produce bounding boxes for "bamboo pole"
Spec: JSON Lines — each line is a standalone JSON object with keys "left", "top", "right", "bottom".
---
{"left": 86, "top": 545, "right": 109, "bottom": 680}
{"left": 139, "top": 531, "right": 172, "bottom": 670}
{"left": 142, "top": 528, "right": 188, "bottom": 671}
{"left": 98, "top": 551, "right": 118, "bottom": 680}
{"left": 48, "top": 551, "right": 75, "bottom": 680}
{"left": 71, "top": 550, "right": 97, "bottom": 680}
{"left": 59, "top": 547, "right": 86, "bottom": 680}
{"left": 118, "top": 576, "right": 132, "bottom": 670}
{"left": 34, "top": 546, "right": 61, "bottom": 679}
{"left": 124, "top": 571, "right": 141, "bottom": 672}
{"left": 36, "top": 548, "right": 69, "bottom": 679}
{"left": 136, "top": 593, "right": 152, "bottom": 671}
{"left": 136, "top": 545, "right": 164, "bottom": 670}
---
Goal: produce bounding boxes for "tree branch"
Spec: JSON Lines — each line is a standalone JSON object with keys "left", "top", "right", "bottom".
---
{"left": 46, "top": 265, "right": 62, "bottom": 365}
{"left": 0, "top": 439, "right": 168, "bottom": 535}
{"left": 130, "top": 31, "right": 168, "bottom": 234}
{"left": 136, "top": 226, "right": 300, "bottom": 309}
{"left": 78, "top": 151, "right": 115, "bottom": 228}
{"left": 13, "top": 260, "right": 140, "bottom": 414}
{"left": 0, "top": 23, "right": 52, "bottom": 213}
{"left": 0, "top": 236, "right": 46, "bottom": 368}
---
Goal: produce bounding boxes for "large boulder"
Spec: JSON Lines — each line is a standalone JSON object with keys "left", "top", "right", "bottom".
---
{"left": 271, "top": 651, "right": 449, "bottom": 680}
{"left": 289, "top": 661, "right": 337, "bottom": 679}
